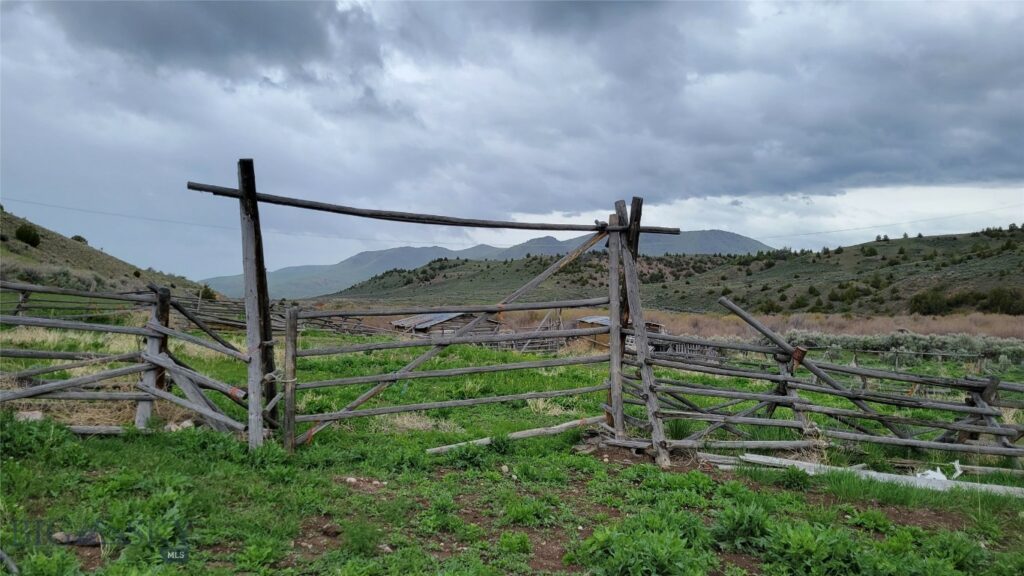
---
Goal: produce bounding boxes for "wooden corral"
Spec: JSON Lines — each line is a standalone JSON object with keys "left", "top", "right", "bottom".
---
{"left": 4, "top": 159, "right": 1021, "bottom": 473}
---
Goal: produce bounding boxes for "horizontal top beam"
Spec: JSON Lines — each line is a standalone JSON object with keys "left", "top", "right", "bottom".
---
{"left": 0, "top": 280, "right": 156, "bottom": 303}
{"left": 298, "top": 296, "right": 609, "bottom": 319}
{"left": 187, "top": 182, "right": 680, "bottom": 235}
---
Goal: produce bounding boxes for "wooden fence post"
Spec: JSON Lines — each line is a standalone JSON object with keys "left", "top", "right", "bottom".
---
{"left": 238, "top": 158, "right": 276, "bottom": 449}
{"left": 619, "top": 198, "right": 671, "bottom": 468}
{"left": 606, "top": 212, "right": 625, "bottom": 439}
{"left": 283, "top": 306, "right": 298, "bottom": 453}
{"left": 135, "top": 287, "right": 170, "bottom": 428}
{"left": 13, "top": 291, "right": 30, "bottom": 316}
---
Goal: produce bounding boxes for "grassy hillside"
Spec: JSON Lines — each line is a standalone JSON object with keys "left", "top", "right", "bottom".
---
{"left": 205, "top": 230, "right": 771, "bottom": 299}
{"left": 334, "top": 226, "right": 1024, "bottom": 315}
{"left": 0, "top": 209, "right": 202, "bottom": 295}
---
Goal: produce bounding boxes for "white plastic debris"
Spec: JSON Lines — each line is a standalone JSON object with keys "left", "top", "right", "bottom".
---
{"left": 916, "top": 468, "right": 948, "bottom": 480}
{"left": 951, "top": 460, "right": 964, "bottom": 480}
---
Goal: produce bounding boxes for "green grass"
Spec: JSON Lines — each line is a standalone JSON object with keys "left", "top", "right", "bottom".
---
{"left": 2, "top": 327, "right": 1023, "bottom": 574}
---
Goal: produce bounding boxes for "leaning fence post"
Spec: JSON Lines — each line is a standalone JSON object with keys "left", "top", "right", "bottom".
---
{"left": 135, "top": 287, "right": 169, "bottom": 428}
{"left": 606, "top": 212, "right": 625, "bottom": 439}
{"left": 13, "top": 290, "right": 29, "bottom": 316}
{"left": 619, "top": 198, "right": 671, "bottom": 468}
{"left": 283, "top": 306, "right": 298, "bottom": 453}
{"left": 238, "top": 158, "right": 275, "bottom": 449}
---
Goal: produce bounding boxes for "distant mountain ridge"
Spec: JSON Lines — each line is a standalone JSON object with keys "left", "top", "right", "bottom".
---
{"left": 203, "top": 230, "right": 772, "bottom": 299}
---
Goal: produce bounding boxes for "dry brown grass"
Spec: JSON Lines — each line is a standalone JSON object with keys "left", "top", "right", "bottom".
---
{"left": 367, "top": 412, "right": 464, "bottom": 434}
{"left": 526, "top": 397, "right": 576, "bottom": 416}
{"left": 0, "top": 374, "right": 190, "bottom": 427}
{"left": 557, "top": 309, "right": 1024, "bottom": 339}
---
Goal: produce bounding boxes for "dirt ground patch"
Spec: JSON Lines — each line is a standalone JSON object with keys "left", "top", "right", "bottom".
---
{"left": 69, "top": 545, "right": 104, "bottom": 573}
{"left": 715, "top": 551, "right": 762, "bottom": 575}
{"left": 333, "top": 475, "right": 389, "bottom": 494}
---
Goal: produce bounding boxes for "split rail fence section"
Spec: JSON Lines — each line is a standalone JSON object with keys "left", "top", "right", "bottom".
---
{"left": 0, "top": 281, "right": 250, "bottom": 435}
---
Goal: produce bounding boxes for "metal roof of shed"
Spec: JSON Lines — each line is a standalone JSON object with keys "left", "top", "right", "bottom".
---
{"left": 391, "top": 312, "right": 464, "bottom": 330}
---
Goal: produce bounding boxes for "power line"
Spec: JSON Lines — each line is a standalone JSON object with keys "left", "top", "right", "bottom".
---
{"left": 6, "top": 194, "right": 1021, "bottom": 248}
{"left": 1, "top": 196, "right": 560, "bottom": 250}
{"left": 759, "top": 202, "right": 1024, "bottom": 240}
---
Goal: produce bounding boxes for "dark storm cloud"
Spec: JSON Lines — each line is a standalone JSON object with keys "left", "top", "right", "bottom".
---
{"left": 2, "top": 1, "right": 1023, "bottom": 279}
{"left": 35, "top": 0, "right": 383, "bottom": 82}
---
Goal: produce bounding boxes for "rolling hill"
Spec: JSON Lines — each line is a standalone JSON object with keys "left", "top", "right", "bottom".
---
{"left": 204, "top": 229, "right": 771, "bottom": 299}
{"left": 0, "top": 209, "right": 202, "bottom": 295}
{"left": 332, "top": 226, "right": 1024, "bottom": 315}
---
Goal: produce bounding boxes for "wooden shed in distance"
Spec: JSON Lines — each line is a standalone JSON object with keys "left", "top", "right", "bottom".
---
{"left": 391, "top": 312, "right": 500, "bottom": 337}
{"left": 575, "top": 315, "right": 672, "bottom": 352}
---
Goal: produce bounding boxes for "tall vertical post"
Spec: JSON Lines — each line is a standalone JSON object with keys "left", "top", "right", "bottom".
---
{"left": 13, "top": 291, "right": 29, "bottom": 316}
{"left": 620, "top": 244, "right": 671, "bottom": 468}
{"left": 606, "top": 213, "right": 625, "bottom": 439}
{"left": 238, "top": 159, "right": 275, "bottom": 449}
{"left": 135, "top": 287, "right": 170, "bottom": 428}
{"left": 618, "top": 197, "right": 670, "bottom": 467}
{"left": 283, "top": 306, "right": 298, "bottom": 453}
{"left": 627, "top": 197, "right": 643, "bottom": 260}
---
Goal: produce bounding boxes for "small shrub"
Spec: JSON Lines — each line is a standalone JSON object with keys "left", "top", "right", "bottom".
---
{"left": 498, "top": 531, "right": 532, "bottom": 555}
{"left": 199, "top": 284, "right": 217, "bottom": 300}
{"left": 775, "top": 466, "right": 812, "bottom": 490}
{"left": 712, "top": 502, "right": 770, "bottom": 552}
{"left": 71, "top": 234, "right": 88, "bottom": 244}
{"left": 15, "top": 548, "right": 82, "bottom": 576}
{"left": 444, "top": 443, "right": 490, "bottom": 469}
{"left": 919, "top": 530, "right": 988, "bottom": 572}
{"left": 765, "top": 522, "right": 858, "bottom": 575}
{"left": 502, "top": 496, "right": 555, "bottom": 527}
{"left": 235, "top": 536, "right": 283, "bottom": 571}
{"left": 342, "top": 519, "right": 383, "bottom": 557}
{"left": 848, "top": 508, "right": 891, "bottom": 533}
{"left": 15, "top": 223, "right": 41, "bottom": 247}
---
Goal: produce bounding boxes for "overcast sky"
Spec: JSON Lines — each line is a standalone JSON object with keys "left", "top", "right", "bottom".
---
{"left": 2, "top": 1, "right": 1023, "bottom": 280}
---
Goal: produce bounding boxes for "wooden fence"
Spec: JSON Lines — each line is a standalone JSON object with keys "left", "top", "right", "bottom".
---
{"left": 2, "top": 158, "right": 1020, "bottom": 467}
{"left": 0, "top": 281, "right": 250, "bottom": 435}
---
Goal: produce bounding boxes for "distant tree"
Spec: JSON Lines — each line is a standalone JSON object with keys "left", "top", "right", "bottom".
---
{"left": 199, "top": 284, "right": 218, "bottom": 300}
{"left": 834, "top": 246, "right": 844, "bottom": 254}
{"left": 917, "top": 232, "right": 924, "bottom": 238}
{"left": 909, "top": 289, "right": 948, "bottom": 315}
{"left": 15, "top": 224, "right": 40, "bottom": 247}
{"left": 882, "top": 234, "right": 890, "bottom": 242}
{"left": 133, "top": 270, "right": 142, "bottom": 278}
{"left": 875, "top": 234, "right": 882, "bottom": 242}
{"left": 71, "top": 235, "right": 88, "bottom": 245}
{"left": 902, "top": 232, "right": 908, "bottom": 239}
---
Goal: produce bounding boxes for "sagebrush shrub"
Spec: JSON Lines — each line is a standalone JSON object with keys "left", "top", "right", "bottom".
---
{"left": 15, "top": 223, "right": 40, "bottom": 247}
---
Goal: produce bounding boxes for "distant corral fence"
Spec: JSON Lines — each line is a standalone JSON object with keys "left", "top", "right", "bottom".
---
{"left": 1, "top": 159, "right": 1021, "bottom": 466}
